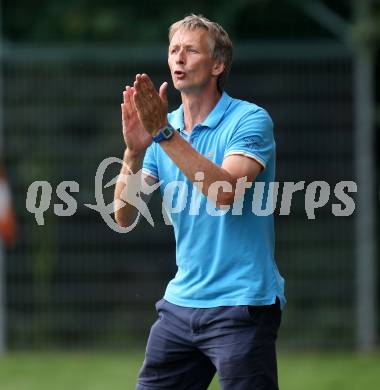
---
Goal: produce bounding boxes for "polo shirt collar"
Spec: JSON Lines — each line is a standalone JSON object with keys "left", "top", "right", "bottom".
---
{"left": 171, "top": 91, "right": 232, "bottom": 133}
{"left": 202, "top": 91, "right": 232, "bottom": 129}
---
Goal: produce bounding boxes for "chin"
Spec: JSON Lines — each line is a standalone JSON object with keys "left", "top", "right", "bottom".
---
{"left": 174, "top": 80, "right": 190, "bottom": 91}
{"left": 175, "top": 82, "right": 203, "bottom": 94}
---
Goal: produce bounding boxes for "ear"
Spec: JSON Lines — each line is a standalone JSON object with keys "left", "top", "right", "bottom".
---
{"left": 212, "top": 60, "right": 225, "bottom": 77}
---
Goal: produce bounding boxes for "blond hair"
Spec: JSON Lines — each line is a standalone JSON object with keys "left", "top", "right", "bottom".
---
{"left": 169, "top": 14, "right": 233, "bottom": 92}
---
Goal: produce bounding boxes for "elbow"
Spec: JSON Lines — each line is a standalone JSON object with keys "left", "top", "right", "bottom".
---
{"left": 215, "top": 191, "right": 236, "bottom": 208}
{"left": 114, "top": 212, "right": 139, "bottom": 228}
{"left": 214, "top": 178, "right": 254, "bottom": 208}
{"left": 114, "top": 212, "right": 137, "bottom": 228}
{"left": 114, "top": 212, "right": 127, "bottom": 227}
{"left": 113, "top": 202, "right": 125, "bottom": 227}
{"left": 114, "top": 202, "right": 138, "bottom": 228}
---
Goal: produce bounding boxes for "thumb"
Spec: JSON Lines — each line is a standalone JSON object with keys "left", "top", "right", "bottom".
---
{"left": 159, "top": 82, "right": 168, "bottom": 105}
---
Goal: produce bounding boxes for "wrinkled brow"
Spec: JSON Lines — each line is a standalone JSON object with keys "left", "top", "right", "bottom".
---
{"left": 169, "top": 43, "right": 200, "bottom": 50}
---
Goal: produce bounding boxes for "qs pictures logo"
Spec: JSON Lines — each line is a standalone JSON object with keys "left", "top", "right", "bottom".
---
{"left": 26, "top": 157, "right": 358, "bottom": 233}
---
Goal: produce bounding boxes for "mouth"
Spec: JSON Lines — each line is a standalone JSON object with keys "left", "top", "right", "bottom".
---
{"left": 174, "top": 70, "right": 186, "bottom": 79}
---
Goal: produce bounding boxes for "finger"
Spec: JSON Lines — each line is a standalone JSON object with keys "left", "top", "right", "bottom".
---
{"left": 141, "top": 74, "right": 159, "bottom": 97}
{"left": 133, "top": 91, "right": 145, "bottom": 114}
{"left": 125, "top": 85, "right": 132, "bottom": 98}
{"left": 121, "top": 104, "right": 126, "bottom": 127}
{"left": 134, "top": 84, "right": 152, "bottom": 112}
{"left": 127, "top": 87, "right": 136, "bottom": 113}
{"left": 141, "top": 74, "right": 155, "bottom": 89}
{"left": 123, "top": 88, "right": 129, "bottom": 104}
{"left": 159, "top": 82, "right": 168, "bottom": 105}
{"left": 133, "top": 79, "right": 140, "bottom": 94}
{"left": 134, "top": 74, "right": 142, "bottom": 88}
{"left": 140, "top": 79, "right": 151, "bottom": 96}
{"left": 134, "top": 91, "right": 151, "bottom": 123}
{"left": 137, "top": 81, "right": 160, "bottom": 111}
{"left": 126, "top": 88, "right": 136, "bottom": 115}
{"left": 135, "top": 74, "right": 154, "bottom": 99}
{"left": 123, "top": 91, "right": 134, "bottom": 118}
{"left": 121, "top": 97, "right": 128, "bottom": 117}
{"left": 134, "top": 77, "right": 146, "bottom": 94}
{"left": 132, "top": 76, "right": 140, "bottom": 94}
{"left": 123, "top": 86, "right": 134, "bottom": 110}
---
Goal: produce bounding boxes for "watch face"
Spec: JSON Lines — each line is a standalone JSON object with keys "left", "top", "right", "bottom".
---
{"left": 163, "top": 126, "right": 173, "bottom": 138}
{"left": 153, "top": 124, "right": 174, "bottom": 142}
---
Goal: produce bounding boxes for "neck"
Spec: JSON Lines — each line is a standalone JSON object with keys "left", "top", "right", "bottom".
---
{"left": 181, "top": 86, "right": 222, "bottom": 132}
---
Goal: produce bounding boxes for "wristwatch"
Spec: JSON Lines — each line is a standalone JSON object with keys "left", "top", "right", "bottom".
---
{"left": 152, "top": 123, "right": 175, "bottom": 143}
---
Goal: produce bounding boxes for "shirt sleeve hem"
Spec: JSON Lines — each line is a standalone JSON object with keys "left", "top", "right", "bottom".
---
{"left": 224, "top": 150, "right": 266, "bottom": 169}
{"left": 142, "top": 168, "right": 159, "bottom": 180}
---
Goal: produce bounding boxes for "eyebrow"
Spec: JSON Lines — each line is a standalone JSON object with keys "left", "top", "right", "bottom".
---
{"left": 169, "top": 43, "right": 198, "bottom": 49}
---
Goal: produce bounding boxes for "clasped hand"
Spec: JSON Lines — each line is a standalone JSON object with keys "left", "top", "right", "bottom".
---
{"left": 133, "top": 73, "right": 168, "bottom": 136}
{"left": 121, "top": 74, "right": 168, "bottom": 155}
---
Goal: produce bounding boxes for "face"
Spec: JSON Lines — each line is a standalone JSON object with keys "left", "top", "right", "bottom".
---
{"left": 168, "top": 28, "right": 224, "bottom": 94}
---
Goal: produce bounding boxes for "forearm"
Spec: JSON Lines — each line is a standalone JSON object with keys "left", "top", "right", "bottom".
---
{"left": 160, "top": 132, "right": 235, "bottom": 205}
{"left": 114, "top": 148, "right": 145, "bottom": 226}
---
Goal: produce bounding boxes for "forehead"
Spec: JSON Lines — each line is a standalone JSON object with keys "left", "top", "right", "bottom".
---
{"left": 169, "top": 27, "right": 210, "bottom": 47}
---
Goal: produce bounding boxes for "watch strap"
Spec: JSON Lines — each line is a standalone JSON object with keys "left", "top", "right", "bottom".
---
{"left": 152, "top": 123, "right": 175, "bottom": 143}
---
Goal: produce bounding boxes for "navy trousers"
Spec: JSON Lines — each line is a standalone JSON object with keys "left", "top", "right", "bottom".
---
{"left": 136, "top": 298, "right": 282, "bottom": 389}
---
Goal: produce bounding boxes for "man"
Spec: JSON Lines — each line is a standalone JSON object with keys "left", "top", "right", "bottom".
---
{"left": 114, "top": 14, "right": 286, "bottom": 390}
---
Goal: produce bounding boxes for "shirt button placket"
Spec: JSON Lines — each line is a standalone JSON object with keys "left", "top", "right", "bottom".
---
{"left": 190, "top": 126, "right": 200, "bottom": 147}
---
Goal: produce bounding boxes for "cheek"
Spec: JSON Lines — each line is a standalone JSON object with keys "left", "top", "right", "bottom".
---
{"left": 168, "top": 56, "right": 177, "bottom": 71}
{"left": 195, "top": 62, "right": 213, "bottom": 78}
{"left": 191, "top": 58, "right": 208, "bottom": 71}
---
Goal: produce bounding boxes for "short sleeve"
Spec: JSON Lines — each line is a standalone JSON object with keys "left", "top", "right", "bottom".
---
{"left": 142, "top": 143, "right": 159, "bottom": 180}
{"left": 224, "top": 108, "right": 275, "bottom": 169}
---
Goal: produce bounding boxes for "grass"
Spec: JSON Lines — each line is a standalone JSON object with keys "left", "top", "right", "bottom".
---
{"left": 0, "top": 351, "right": 379, "bottom": 389}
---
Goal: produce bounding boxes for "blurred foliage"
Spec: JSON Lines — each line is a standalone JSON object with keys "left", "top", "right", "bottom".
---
{"left": 2, "top": 0, "right": 352, "bottom": 44}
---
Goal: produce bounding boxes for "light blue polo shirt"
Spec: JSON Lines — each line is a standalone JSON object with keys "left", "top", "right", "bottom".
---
{"left": 142, "top": 92, "right": 286, "bottom": 309}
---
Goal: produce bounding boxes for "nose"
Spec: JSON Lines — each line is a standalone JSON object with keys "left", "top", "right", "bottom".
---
{"left": 175, "top": 48, "right": 185, "bottom": 64}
